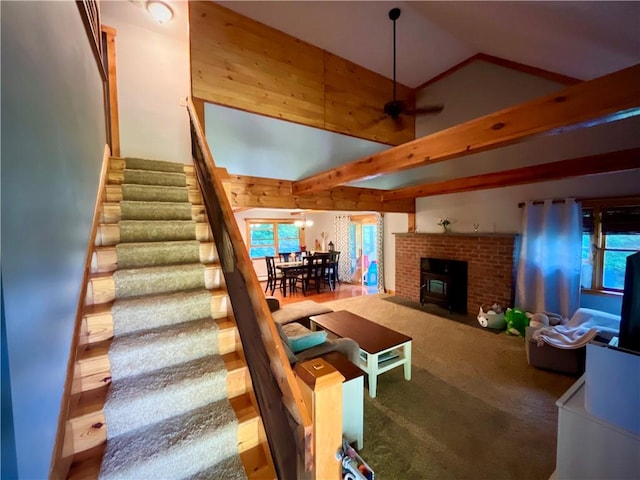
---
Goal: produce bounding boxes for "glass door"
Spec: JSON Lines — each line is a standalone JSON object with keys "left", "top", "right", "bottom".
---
{"left": 349, "top": 217, "right": 377, "bottom": 286}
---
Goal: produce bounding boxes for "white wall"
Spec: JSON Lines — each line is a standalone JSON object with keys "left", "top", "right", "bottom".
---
{"left": 384, "top": 213, "right": 409, "bottom": 292}
{"left": 1, "top": 3, "right": 106, "bottom": 477}
{"left": 414, "top": 60, "right": 640, "bottom": 314}
{"left": 101, "top": 1, "right": 191, "bottom": 163}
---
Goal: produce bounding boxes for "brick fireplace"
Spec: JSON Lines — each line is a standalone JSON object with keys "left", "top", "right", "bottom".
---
{"left": 395, "top": 233, "right": 519, "bottom": 313}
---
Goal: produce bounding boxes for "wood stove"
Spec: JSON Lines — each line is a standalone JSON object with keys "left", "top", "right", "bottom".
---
{"left": 420, "top": 257, "right": 468, "bottom": 313}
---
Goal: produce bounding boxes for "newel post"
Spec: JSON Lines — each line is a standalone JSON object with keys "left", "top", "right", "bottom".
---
{"left": 295, "top": 358, "right": 344, "bottom": 480}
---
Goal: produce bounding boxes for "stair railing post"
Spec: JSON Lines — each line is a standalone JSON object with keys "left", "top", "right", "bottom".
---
{"left": 295, "top": 358, "right": 344, "bottom": 480}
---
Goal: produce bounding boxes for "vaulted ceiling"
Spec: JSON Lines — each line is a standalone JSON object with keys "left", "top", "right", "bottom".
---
{"left": 219, "top": 1, "right": 640, "bottom": 85}
{"left": 103, "top": 1, "right": 640, "bottom": 211}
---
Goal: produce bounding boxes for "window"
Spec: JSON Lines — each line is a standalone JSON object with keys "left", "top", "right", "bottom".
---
{"left": 247, "top": 220, "right": 303, "bottom": 259}
{"left": 582, "top": 201, "right": 640, "bottom": 291}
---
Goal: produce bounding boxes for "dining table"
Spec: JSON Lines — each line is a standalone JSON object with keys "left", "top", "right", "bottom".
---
{"left": 275, "top": 261, "right": 303, "bottom": 297}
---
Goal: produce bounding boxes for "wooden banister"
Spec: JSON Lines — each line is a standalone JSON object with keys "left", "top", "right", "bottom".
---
{"left": 186, "top": 98, "right": 314, "bottom": 478}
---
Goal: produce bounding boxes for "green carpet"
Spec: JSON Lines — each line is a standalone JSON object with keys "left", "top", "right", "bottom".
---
{"left": 123, "top": 169, "right": 187, "bottom": 187}
{"left": 122, "top": 184, "right": 189, "bottom": 203}
{"left": 111, "top": 289, "right": 213, "bottom": 335}
{"left": 119, "top": 220, "right": 196, "bottom": 243}
{"left": 100, "top": 159, "right": 246, "bottom": 479}
{"left": 116, "top": 241, "right": 200, "bottom": 268}
{"left": 383, "top": 295, "right": 504, "bottom": 334}
{"left": 113, "top": 263, "right": 205, "bottom": 299}
{"left": 322, "top": 294, "right": 574, "bottom": 480}
{"left": 120, "top": 201, "right": 193, "bottom": 221}
{"left": 125, "top": 157, "right": 187, "bottom": 173}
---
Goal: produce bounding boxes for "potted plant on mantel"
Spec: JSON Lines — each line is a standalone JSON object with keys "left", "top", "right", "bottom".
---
{"left": 438, "top": 217, "right": 452, "bottom": 233}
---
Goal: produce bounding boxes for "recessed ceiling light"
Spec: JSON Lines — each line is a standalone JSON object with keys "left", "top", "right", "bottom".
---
{"left": 146, "top": 1, "right": 173, "bottom": 24}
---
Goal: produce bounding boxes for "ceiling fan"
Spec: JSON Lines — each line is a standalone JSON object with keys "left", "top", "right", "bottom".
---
{"left": 383, "top": 8, "right": 444, "bottom": 121}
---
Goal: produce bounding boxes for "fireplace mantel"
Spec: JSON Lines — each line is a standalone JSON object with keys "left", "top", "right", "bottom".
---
{"left": 395, "top": 232, "right": 519, "bottom": 239}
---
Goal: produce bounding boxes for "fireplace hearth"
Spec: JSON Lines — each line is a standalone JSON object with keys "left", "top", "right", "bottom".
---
{"left": 420, "top": 257, "right": 468, "bottom": 314}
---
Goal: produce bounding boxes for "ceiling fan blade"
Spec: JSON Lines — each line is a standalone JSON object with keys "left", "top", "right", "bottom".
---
{"left": 407, "top": 104, "right": 445, "bottom": 115}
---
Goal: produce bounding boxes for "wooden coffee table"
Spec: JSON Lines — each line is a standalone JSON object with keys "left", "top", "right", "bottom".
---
{"left": 310, "top": 310, "right": 412, "bottom": 398}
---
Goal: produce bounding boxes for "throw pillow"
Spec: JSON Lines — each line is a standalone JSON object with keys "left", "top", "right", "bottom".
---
{"left": 288, "top": 330, "right": 328, "bottom": 353}
{"left": 275, "top": 322, "right": 298, "bottom": 364}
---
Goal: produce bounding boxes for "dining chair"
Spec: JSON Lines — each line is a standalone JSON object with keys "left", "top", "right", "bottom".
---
{"left": 326, "top": 251, "right": 340, "bottom": 288}
{"left": 279, "top": 252, "right": 292, "bottom": 263}
{"left": 264, "top": 256, "right": 284, "bottom": 295}
{"left": 294, "top": 255, "right": 328, "bottom": 295}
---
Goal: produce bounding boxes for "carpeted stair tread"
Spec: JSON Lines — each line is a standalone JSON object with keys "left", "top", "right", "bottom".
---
{"left": 108, "top": 317, "right": 220, "bottom": 379}
{"left": 91, "top": 157, "right": 250, "bottom": 479}
{"left": 111, "top": 289, "right": 214, "bottom": 335}
{"left": 119, "top": 219, "right": 196, "bottom": 242}
{"left": 124, "top": 157, "right": 186, "bottom": 173}
{"left": 121, "top": 184, "right": 189, "bottom": 203}
{"left": 186, "top": 455, "right": 248, "bottom": 480}
{"left": 115, "top": 240, "right": 201, "bottom": 268}
{"left": 113, "top": 263, "right": 205, "bottom": 299}
{"left": 119, "top": 201, "right": 193, "bottom": 221}
{"left": 123, "top": 169, "right": 186, "bottom": 187}
{"left": 104, "top": 355, "right": 228, "bottom": 438}
{"left": 99, "top": 400, "right": 240, "bottom": 479}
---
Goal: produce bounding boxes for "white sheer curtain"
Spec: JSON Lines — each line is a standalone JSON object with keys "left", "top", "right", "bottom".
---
{"left": 515, "top": 199, "right": 582, "bottom": 318}
{"left": 376, "top": 213, "right": 385, "bottom": 293}
{"left": 334, "top": 215, "right": 351, "bottom": 282}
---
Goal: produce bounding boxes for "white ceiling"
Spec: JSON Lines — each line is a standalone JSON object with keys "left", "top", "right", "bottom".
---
{"left": 219, "top": 1, "right": 640, "bottom": 86}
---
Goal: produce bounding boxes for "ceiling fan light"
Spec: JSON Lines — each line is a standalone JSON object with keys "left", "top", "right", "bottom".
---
{"left": 146, "top": 1, "right": 173, "bottom": 24}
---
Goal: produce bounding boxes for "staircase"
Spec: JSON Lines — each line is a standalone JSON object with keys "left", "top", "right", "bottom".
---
{"left": 65, "top": 157, "right": 275, "bottom": 479}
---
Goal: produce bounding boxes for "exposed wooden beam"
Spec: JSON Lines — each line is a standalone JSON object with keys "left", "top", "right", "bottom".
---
{"left": 225, "top": 174, "right": 415, "bottom": 213}
{"left": 383, "top": 148, "right": 640, "bottom": 201}
{"left": 414, "top": 53, "right": 580, "bottom": 91}
{"left": 292, "top": 64, "right": 640, "bottom": 195}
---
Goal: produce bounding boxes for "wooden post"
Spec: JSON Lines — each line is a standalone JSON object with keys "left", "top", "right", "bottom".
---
{"left": 408, "top": 212, "right": 416, "bottom": 233}
{"left": 295, "top": 358, "right": 345, "bottom": 480}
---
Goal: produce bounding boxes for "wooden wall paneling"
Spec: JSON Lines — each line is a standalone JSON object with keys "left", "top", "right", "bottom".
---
{"left": 293, "top": 64, "right": 640, "bottom": 194}
{"left": 323, "top": 52, "right": 415, "bottom": 145}
{"left": 190, "top": 2, "right": 325, "bottom": 127}
{"left": 189, "top": 1, "right": 414, "bottom": 145}
{"left": 225, "top": 174, "right": 414, "bottom": 213}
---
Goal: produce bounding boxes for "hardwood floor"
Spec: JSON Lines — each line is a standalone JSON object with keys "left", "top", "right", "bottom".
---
{"left": 260, "top": 280, "right": 378, "bottom": 306}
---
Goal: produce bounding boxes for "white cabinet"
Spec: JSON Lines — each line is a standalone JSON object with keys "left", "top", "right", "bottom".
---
{"left": 322, "top": 352, "right": 365, "bottom": 450}
{"left": 555, "top": 346, "right": 640, "bottom": 480}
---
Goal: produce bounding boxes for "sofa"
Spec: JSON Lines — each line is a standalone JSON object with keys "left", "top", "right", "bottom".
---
{"left": 266, "top": 297, "right": 360, "bottom": 365}
{"left": 525, "top": 308, "right": 620, "bottom": 375}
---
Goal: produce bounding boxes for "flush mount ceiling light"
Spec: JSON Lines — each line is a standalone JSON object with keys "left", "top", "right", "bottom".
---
{"left": 146, "top": 1, "right": 173, "bottom": 24}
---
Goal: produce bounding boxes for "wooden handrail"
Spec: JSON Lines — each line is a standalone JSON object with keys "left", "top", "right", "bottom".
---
{"left": 185, "top": 98, "right": 314, "bottom": 478}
